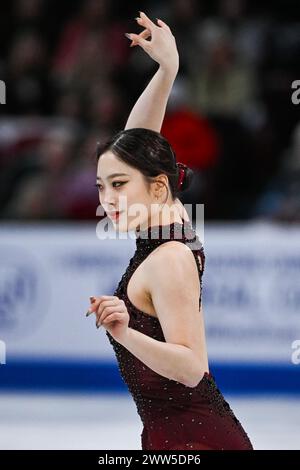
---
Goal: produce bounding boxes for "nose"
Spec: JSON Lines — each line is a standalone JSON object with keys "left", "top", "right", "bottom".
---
{"left": 100, "top": 188, "right": 118, "bottom": 209}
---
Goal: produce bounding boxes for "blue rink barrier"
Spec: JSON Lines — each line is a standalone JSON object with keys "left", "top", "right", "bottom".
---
{"left": 0, "top": 358, "right": 299, "bottom": 395}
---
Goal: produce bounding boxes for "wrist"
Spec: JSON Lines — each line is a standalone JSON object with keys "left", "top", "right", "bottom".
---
{"left": 159, "top": 62, "right": 179, "bottom": 78}
{"left": 117, "top": 326, "right": 132, "bottom": 347}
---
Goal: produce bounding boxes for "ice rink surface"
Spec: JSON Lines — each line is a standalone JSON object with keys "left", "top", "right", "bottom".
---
{"left": 0, "top": 393, "right": 299, "bottom": 450}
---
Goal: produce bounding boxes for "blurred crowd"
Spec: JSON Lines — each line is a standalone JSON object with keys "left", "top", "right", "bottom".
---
{"left": 0, "top": 0, "right": 299, "bottom": 221}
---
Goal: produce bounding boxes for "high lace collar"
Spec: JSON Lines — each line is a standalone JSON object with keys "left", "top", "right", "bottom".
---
{"left": 135, "top": 220, "right": 200, "bottom": 251}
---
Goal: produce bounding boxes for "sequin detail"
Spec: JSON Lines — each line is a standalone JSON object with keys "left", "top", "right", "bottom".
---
{"left": 106, "top": 221, "right": 253, "bottom": 450}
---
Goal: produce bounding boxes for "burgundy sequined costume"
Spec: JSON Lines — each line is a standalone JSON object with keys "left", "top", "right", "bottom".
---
{"left": 106, "top": 221, "right": 253, "bottom": 450}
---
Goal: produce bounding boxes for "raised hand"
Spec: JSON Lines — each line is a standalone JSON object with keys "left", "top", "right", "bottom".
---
{"left": 86, "top": 295, "right": 130, "bottom": 343}
{"left": 125, "top": 11, "right": 179, "bottom": 73}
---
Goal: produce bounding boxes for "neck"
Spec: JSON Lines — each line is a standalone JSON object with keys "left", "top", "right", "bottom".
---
{"left": 136, "top": 206, "right": 183, "bottom": 233}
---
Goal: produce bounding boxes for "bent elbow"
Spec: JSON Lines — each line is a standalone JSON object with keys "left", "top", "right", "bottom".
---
{"left": 184, "top": 368, "right": 206, "bottom": 388}
{"left": 174, "top": 350, "right": 206, "bottom": 388}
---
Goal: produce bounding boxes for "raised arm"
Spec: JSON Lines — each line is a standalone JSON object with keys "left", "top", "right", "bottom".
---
{"left": 124, "top": 12, "right": 179, "bottom": 133}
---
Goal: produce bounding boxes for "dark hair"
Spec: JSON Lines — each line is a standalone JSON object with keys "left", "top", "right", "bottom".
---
{"left": 96, "top": 128, "right": 193, "bottom": 201}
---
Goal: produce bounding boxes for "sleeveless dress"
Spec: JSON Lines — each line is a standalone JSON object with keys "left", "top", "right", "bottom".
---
{"left": 106, "top": 220, "right": 253, "bottom": 450}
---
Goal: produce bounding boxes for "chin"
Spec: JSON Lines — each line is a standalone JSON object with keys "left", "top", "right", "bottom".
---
{"left": 110, "top": 214, "right": 147, "bottom": 233}
{"left": 110, "top": 218, "right": 130, "bottom": 233}
{"left": 118, "top": 218, "right": 142, "bottom": 233}
{"left": 115, "top": 224, "right": 129, "bottom": 233}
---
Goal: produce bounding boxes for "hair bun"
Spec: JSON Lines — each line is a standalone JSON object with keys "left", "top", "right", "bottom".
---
{"left": 176, "top": 162, "right": 194, "bottom": 192}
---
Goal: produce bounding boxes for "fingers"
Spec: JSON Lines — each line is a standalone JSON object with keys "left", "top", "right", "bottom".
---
{"left": 96, "top": 305, "right": 116, "bottom": 328}
{"left": 85, "top": 295, "right": 128, "bottom": 330}
{"left": 138, "top": 11, "right": 156, "bottom": 33}
{"left": 125, "top": 13, "right": 172, "bottom": 49}
{"left": 138, "top": 12, "right": 171, "bottom": 34}
{"left": 85, "top": 295, "right": 116, "bottom": 317}
{"left": 86, "top": 296, "right": 100, "bottom": 317}
{"left": 130, "top": 28, "right": 151, "bottom": 47}
{"left": 97, "top": 300, "right": 126, "bottom": 328}
{"left": 125, "top": 11, "right": 155, "bottom": 49}
{"left": 156, "top": 18, "right": 172, "bottom": 33}
{"left": 95, "top": 299, "right": 117, "bottom": 326}
{"left": 127, "top": 32, "right": 150, "bottom": 50}
{"left": 102, "top": 312, "right": 122, "bottom": 325}
{"left": 96, "top": 298, "right": 126, "bottom": 328}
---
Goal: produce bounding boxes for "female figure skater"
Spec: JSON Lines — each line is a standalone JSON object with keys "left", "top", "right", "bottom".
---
{"left": 87, "top": 11, "right": 253, "bottom": 450}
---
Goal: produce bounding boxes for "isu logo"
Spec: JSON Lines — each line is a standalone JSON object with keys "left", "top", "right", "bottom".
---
{"left": 0, "top": 247, "right": 47, "bottom": 338}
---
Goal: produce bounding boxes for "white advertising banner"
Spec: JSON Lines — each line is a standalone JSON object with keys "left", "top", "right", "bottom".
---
{"left": 204, "top": 223, "right": 300, "bottom": 364}
{"left": 0, "top": 222, "right": 299, "bottom": 365}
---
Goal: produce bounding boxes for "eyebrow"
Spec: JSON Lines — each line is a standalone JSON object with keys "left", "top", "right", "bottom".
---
{"left": 96, "top": 173, "right": 130, "bottom": 181}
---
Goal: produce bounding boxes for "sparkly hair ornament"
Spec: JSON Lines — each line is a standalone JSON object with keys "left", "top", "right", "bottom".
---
{"left": 176, "top": 162, "right": 186, "bottom": 190}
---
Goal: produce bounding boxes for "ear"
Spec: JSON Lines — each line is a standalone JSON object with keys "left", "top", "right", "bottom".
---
{"left": 152, "top": 174, "right": 169, "bottom": 199}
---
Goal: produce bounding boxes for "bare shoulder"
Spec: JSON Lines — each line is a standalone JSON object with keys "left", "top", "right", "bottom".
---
{"left": 154, "top": 240, "right": 193, "bottom": 257}
{"left": 146, "top": 241, "right": 199, "bottom": 287}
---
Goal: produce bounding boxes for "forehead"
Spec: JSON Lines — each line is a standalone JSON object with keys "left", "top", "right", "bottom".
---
{"left": 97, "top": 151, "right": 130, "bottom": 177}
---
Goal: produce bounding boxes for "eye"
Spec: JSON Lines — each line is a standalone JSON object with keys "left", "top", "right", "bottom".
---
{"left": 94, "top": 181, "right": 126, "bottom": 192}
{"left": 112, "top": 181, "right": 126, "bottom": 188}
